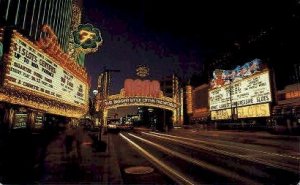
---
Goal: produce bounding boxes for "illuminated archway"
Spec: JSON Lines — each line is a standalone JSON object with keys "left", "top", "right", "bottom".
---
{"left": 96, "top": 78, "right": 183, "bottom": 128}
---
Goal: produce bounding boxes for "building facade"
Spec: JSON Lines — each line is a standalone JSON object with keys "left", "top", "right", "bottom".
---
{"left": 0, "top": 0, "right": 89, "bottom": 131}
{"left": 0, "top": 0, "right": 74, "bottom": 51}
{"left": 272, "top": 83, "right": 300, "bottom": 133}
{"left": 190, "top": 84, "right": 209, "bottom": 123}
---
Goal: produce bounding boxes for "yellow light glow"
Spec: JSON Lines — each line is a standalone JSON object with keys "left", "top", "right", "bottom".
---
{"left": 237, "top": 103, "right": 270, "bottom": 118}
{"left": 211, "top": 103, "right": 270, "bottom": 120}
{"left": 0, "top": 30, "right": 89, "bottom": 118}
{"left": 186, "top": 85, "right": 193, "bottom": 114}
{"left": 79, "top": 30, "right": 96, "bottom": 44}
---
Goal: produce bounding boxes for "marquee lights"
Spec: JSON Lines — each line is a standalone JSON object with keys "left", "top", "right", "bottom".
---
{"left": 35, "top": 25, "right": 88, "bottom": 83}
{"left": 209, "top": 70, "right": 272, "bottom": 111}
{"left": 0, "top": 30, "right": 88, "bottom": 118}
{"left": 105, "top": 96, "right": 177, "bottom": 110}
{"left": 186, "top": 85, "right": 193, "bottom": 114}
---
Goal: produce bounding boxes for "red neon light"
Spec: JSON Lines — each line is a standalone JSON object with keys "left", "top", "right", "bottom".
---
{"left": 124, "top": 79, "right": 160, "bottom": 97}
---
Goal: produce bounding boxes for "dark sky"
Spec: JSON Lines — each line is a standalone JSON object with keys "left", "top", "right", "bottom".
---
{"left": 83, "top": 0, "right": 295, "bottom": 94}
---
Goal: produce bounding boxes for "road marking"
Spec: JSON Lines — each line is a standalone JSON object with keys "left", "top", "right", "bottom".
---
{"left": 128, "top": 133, "right": 259, "bottom": 185}
{"left": 119, "top": 133, "right": 195, "bottom": 185}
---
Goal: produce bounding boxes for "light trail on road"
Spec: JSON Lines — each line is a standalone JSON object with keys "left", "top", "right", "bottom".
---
{"left": 119, "top": 133, "right": 196, "bottom": 185}
{"left": 148, "top": 132, "right": 300, "bottom": 160}
{"left": 143, "top": 132, "right": 299, "bottom": 173}
{"left": 127, "top": 132, "right": 259, "bottom": 185}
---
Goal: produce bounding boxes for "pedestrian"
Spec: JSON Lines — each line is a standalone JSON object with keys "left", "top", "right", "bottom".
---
{"left": 64, "top": 124, "right": 75, "bottom": 160}
{"left": 74, "top": 124, "right": 84, "bottom": 162}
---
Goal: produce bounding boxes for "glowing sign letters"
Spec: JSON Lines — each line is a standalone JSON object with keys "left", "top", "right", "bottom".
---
{"left": 209, "top": 71, "right": 271, "bottom": 111}
{"left": 5, "top": 34, "right": 88, "bottom": 106}
{"left": 211, "top": 103, "right": 270, "bottom": 120}
{"left": 124, "top": 79, "right": 160, "bottom": 97}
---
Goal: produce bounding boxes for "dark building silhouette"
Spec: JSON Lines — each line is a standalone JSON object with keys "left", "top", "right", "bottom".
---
{"left": 204, "top": 1, "right": 300, "bottom": 90}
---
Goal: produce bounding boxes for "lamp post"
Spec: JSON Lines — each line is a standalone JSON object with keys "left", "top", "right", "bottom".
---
{"left": 229, "top": 78, "right": 234, "bottom": 122}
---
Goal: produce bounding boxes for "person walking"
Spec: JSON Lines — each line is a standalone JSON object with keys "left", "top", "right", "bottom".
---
{"left": 74, "top": 125, "right": 84, "bottom": 162}
{"left": 64, "top": 124, "right": 75, "bottom": 160}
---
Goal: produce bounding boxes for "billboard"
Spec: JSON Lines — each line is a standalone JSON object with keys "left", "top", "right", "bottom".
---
{"left": 209, "top": 70, "right": 271, "bottom": 111}
{"left": 211, "top": 103, "right": 270, "bottom": 120}
{"left": 210, "top": 58, "right": 262, "bottom": 89}
{"left": 4, "top": 32, "right": 88, "bottom": 107}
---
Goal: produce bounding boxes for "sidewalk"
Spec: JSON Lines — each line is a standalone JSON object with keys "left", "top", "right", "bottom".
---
{"left": 39, "top": 130, "right": 123, "bottom": 184}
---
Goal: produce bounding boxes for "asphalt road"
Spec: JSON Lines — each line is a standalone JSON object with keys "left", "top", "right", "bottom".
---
{"left": 116, "top": 128, "right": 300, "bottom": 185}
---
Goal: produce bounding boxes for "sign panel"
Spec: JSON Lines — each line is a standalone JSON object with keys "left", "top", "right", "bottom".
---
{"left": 209, "top": 71, "right": 271, "bottom": 111}
{"left": 5, "top": 34, "right": 88, "bottom": 106}
{"left": 237, "top": 103, "right": 270, "bottom": 118}
{"left": 105, "top": 97, "right": 177, "bottom": 109}
{"left": 35, "top": 114, "right": 43, "bottom": 129}
{"left": 13, "top": 113, "right": 28, "bottom": 129}
{"left": 211, "top": 109, "right": 232, "bottom": 120}
{"left": 211, "top": 103, "right": 270, "bottom": 120}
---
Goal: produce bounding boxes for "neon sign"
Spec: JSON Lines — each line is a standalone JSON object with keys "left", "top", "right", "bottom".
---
{"left": 73, "top": 24, "right": 103, "bottom": 54}
{"left": 124, "top": 79, "right": 161, "bottom": 98}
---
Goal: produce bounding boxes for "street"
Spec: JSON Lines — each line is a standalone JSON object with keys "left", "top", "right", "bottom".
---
{"left": 118, "top": 128, "right": 299, "bottom": 184}
{"left": 1, "top": 127, "right": 298, "bottom": 184}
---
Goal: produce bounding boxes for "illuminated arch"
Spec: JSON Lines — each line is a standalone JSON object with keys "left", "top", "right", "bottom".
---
{"left": 97, "top": 77, "right": 183, "bottom": 128}
{"left": 100, "top": 93, "right": 182, "bottom": 128}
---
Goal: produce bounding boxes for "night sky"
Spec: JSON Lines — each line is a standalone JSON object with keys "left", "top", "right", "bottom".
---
{"left": 83, "top": 0, "right": 296, "bottom": 95}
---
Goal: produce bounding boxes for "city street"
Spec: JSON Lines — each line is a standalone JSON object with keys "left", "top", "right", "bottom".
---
{"left": 0, "top": 0, "right": 299, "bottom": 184}
{"left": 0, "top": 127, "right": 298, "bottom": 184}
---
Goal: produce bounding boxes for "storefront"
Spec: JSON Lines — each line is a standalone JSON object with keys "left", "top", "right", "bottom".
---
{"left": 190, "top": 84, "right": 210, "bottom": 123}
{"left": 272, "top": 83, "right": 300, "bottom": 133}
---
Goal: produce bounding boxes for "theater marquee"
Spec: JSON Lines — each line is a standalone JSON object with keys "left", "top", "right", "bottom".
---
{"left": 0, "top": 31, "right": 89, "bottom": 117}
{"left": 209, "top": 70, "right": 271, "bottom": 111}
{"left": 5, "top": 33, "right": 88, "bottom": 106}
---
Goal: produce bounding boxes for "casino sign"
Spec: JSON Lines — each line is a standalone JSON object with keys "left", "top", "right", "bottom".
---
{"left": 209, "top": 60, "right": 273, "bottom": 120}
{"left": 97, "top": 78, "right": 183, "bottom": 127}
